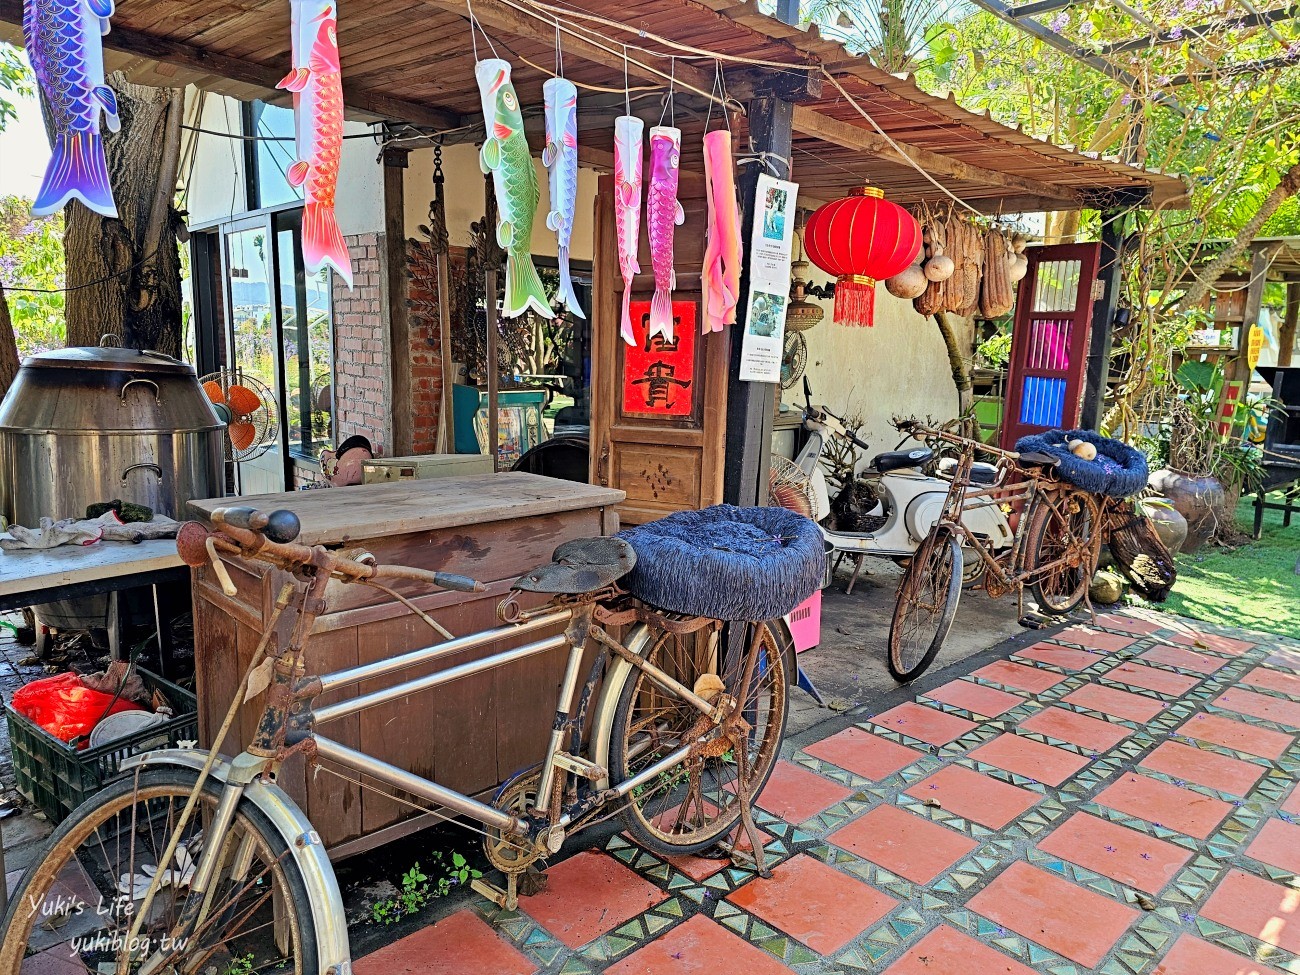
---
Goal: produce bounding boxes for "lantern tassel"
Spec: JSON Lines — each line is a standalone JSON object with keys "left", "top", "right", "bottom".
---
{"left": 834, "top": 275, "right": 876, "bottom": 327}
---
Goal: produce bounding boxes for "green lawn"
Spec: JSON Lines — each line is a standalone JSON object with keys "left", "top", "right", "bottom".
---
{"left": 1150, "top": 492, "right": 1300, "bottom": 639}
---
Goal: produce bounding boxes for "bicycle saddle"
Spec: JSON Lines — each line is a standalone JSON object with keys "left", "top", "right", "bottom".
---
{"left": 1018, "top": 451, "right": 1061, "bottom": 469}
{"left": 512, "top": 536, "right": 637, "bottom": 594}
{"left": 870, "top": 447, "right": 934, "bottom": 473}
{"left": 937, "top": 457, "right": 999, "bottom": 485}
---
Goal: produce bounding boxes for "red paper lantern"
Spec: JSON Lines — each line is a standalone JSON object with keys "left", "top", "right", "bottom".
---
{"left": 803, "top": 186, "right": 922, "bottom": 327}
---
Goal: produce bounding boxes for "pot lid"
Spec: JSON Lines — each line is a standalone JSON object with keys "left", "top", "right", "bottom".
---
{"left": 22, "top": 347, "right": 198, "bottom": 375}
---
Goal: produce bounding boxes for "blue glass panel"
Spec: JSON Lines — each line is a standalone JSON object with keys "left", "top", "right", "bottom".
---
{"left": 1020, "top": 376, "right": 1066, "bottom": 427}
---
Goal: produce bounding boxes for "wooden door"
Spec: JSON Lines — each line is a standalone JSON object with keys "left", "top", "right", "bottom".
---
{"left": 1001, "top": 243, "right": 1101, "bottom": 448}
{"left": 589, "top": 170, "right": 730, "bottom": 525}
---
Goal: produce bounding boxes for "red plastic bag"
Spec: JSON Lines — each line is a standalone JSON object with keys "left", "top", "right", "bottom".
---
{"left": 12, "top": 673, "right": 144, "bottom": 749}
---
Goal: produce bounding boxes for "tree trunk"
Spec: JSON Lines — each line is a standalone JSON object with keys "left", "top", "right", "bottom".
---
{"left": 0, "top": 283, "right": 19, "bottom": 399}
{"left": 1177, "top": 159, "right": 1300, "bottom": 314}
{"left": 1044, "top": 209, "right": 1081, "bottom": 244}
{"left": 934, "top": 311, "right": 972, "bottom": 418}
{"left": 42, "top": 73, "right": 186, "bottom": 354}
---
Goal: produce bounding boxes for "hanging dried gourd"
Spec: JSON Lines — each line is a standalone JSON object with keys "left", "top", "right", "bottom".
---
{"left": 913, "top": 205, "right": 947, "bottom": 317}
{"left": 979, "top": 226, "right": 1015, "bottom": 319}
{"left": 949, "top": 216, "right": 985, "bottom": 318}
{"left": 885, "top": 264, "right": 928, "bottom": 299}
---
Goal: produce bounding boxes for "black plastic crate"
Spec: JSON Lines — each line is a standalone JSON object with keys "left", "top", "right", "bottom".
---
{"left": 5, "top": 668, "right": 198, "bottom": 823}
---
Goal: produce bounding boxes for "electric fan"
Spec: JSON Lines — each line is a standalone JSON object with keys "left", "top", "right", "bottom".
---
{"left": 767, "top": 456, "right": 815, "bottom": 519}
{"left": 780, "top": 331, "right": 807, "bottom": 390}
{"left": 200, "top": 369, "right": 279, "bottom": 462}
{"left": 309, "top": 372, "right": 333, "bottom": 443}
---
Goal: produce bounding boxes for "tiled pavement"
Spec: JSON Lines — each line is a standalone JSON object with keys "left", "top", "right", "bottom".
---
{"left": 354, "top": 611, "right": 1300, "bottom": 974}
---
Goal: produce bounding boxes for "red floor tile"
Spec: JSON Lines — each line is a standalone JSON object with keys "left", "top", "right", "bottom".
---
{"left": 827, "top": 803, "right": 977, "bottom": 884}
{"left": 967, "top": 861, "right": 1138, "bottom": 967}
{"left": 968, "top": 733, "right": 1091, "bottom": 786}
{"left": 869, "top": 701, "right": 978, "bottom": 746}
{"left": 1063, "top": 683, "right": 1166, "bottom": 723}
{"left": 1094, "top": 772, "right": 1233, "bottom": 839}
{"left": 755, "top": 760, "right": 853, "bottom": 823}
{"left": 1167, "top": 631, "right": 1255, "bottom": 656}
{"left": 726, "top": 855, "right": 897, "bottom": 954}
{"left": 903, "top": 764, "right": 1040, "bottom": 828}
{"left": 1179, "top": 713, "right": 1295, "bottom": 760}
{"left": 605, "top": 914, "right": 795, "bottom": 975}
{"left": 881, "top": 924, "right": 1039, "bottom": 975}
{"left": 924, "top": 679, "right": 1025, "bottom": 717}
{"left": 1036, "top": 811, "right": 1193, "bottom": 894}
{"left": 353, "top": 909, "right": 536, "bottom": 975}
{"left": 1056, "top": 626, "right": 1137, "bottom": 653}
{"left": 973, "top": 660, "right": 1067, "bottom": 693}
{"left": 1097, "top": 613, "right": 1165, "bottom": 636}
{"left": 519, "top": 851, "right": 665, "bottom": 949}
{"left": 1246, "top": 818, "right": 1300, "bottom": 874}
{"left": 1284, "top": 785, "right": 1300, "bottom": 816}
{"left": 1106, "top": 662, "right": 1201, "bottom": 696}
{"left": 803, "top": 727, "right": 924, "bottom": 781}
{"left": 1014, "top": 642, "right": 1107, "bottom": 671}
{"left": 1243, "top": 666, "right": 1300, "bottom": 697}
{"left": 1153, "top": 934, "right": 1284, "bottom": 975}
{"left": 1215, "top": 689, "right": 1300, "bottom": 730}
{"left": 1140, "top": 644, "right": 1230, "bottom": 675}
{"left": 1019, "top": 707, "right": 1131, "bottom": 752}
{"left": 1142, "top": 741, "right": 1265, "bottom": 797}
{"left": 1201, "top": 869, "right": 1300, "bottom": 954}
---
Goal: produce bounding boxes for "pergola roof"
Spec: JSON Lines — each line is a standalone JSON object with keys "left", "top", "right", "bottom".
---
{"left": 0, "top": 0, "right": 1189, "bottom": 212}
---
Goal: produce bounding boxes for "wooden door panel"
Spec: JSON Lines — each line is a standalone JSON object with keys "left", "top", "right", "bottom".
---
{"left": 590, "top": 172, "right": 729, "bottom": 525}
{"left": 1001, "top": 243, "right": 1101, "bottom": 448}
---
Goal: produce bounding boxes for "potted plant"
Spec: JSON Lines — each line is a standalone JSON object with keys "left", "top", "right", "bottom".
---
{"left": 1146, "top": 360, "right": 1267, "bottom": 551}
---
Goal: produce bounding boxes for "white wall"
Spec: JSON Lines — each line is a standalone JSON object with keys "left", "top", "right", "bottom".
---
{"left": 183, "top": 92, "right": 383, "bottom": 235}
{"left": 782, "top": 262, "right": 968, "bottom": 463}
{"left": 403, "top": 142, "right": 599, "bottom": 260}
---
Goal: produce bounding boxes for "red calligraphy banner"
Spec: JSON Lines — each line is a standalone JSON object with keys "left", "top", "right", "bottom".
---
{"left": 622, "top": 300, "right": 697, "bottom": 417}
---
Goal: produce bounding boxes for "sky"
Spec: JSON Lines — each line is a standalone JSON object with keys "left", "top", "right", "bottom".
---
{"left": 0, "top": 49, "right": 50, "bottom": 200}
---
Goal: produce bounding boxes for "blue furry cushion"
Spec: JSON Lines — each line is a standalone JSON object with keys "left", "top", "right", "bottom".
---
{"left": 1014, "top": 429, "right": 1150, "bottom": 499}
{"left": 617, "top": 505, "right": 825, "bottom": 621}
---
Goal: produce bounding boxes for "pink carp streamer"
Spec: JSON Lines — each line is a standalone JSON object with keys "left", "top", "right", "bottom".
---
{"left": 646, "top": 125, "right": 684, "bottom": 342}
{"left": 279, "top": 0, "right": 353, "bottom": 288}
{"left": 701, "top": 130, "right": 742, "bottom": 333}
{"left": 613, "top": 115, "right": 644, "bottom": 345}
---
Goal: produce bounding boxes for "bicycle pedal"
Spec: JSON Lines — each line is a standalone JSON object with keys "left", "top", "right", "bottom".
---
{"left": 1017, "top": 612, "right": 1052, "bottom": 630}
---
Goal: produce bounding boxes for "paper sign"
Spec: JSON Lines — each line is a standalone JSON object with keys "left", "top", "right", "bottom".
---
{"left": 738, "top": 174, "right": 799, "bottom": 383}
{"left": 1247, "top": 324, "right": 1264, "bottom": 371}
{"left": 623, "top": 300, "right": 698, "bottom": 417}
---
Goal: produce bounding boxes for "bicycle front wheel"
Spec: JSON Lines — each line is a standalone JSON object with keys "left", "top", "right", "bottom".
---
{"left": 1025, "top": 489, "right": 1100, "bottom": 615}
{"left": 0, "top": 766, "right": 317, "bottom": 975}
{"left": 608, "top": 618, "right": 790, "bottom": 857}
{"left": 888, "top": 528, "right": 962, "bottom": 683}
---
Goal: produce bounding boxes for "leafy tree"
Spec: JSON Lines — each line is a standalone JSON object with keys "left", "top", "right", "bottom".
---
{"left": 0, "top": 196, "right": 65, "bottom": 356}
{"left": 0, "top": 42, "right": 33, "bottom": 132}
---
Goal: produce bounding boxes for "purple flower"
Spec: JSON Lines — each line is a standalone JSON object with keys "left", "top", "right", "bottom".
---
{"left": 1121, "top": 93, "right": 1134, "bottom": 106}
{"left": 1140, "top": 853, "right": 1152, "bottom": 860}
{"left": 1288, "top": 41, "right": 1300, "bottom": 60}
{"left": 1049, "top": 11, "right": 1068, "bottom": 30}
{"left": 1104, "top": 845, "right": 1118, "bottom": 853}
{"left": 1156, "top": 75, "right": 1172, "bottom": 86}
{"left": 0, "top": 256, "right": 17, "bottom": 277}
{"left": 1170, "top": 25, "right": 1183, "bottom": 39}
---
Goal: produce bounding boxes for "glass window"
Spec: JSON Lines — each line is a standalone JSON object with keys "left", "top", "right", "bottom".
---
{"left": 247, "top": 102, "right": 303, "bottom": 210}
{"left": 275, "top": 215, "right": 334, "bottom": 458}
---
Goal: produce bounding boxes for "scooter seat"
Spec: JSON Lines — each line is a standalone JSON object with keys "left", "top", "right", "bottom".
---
{"left": 870, "top": 448, "right": 934, "bottom": 473}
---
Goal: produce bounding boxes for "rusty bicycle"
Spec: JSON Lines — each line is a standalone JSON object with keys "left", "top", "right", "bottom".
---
{"left": 0, "top": 507, "right": 793, "bottom": 975}
{"left": 887, "top": 422, "right": 1103, "bottom": 682}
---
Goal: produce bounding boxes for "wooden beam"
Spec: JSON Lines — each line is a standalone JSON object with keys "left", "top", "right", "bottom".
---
{"left": 0, "top": 0, "right": 462, "bottom": 129}
{"left": 1280, "top": 281, "right": 1299, "bottom": 368}
{"left": 792, "top": 104, "right": 1084, "bottom": 208}
{"left": 381, "top": 146, "right": 413, "bottom": 456}
{"left": 411, "top": 0, "right": 719, "bottom": 97}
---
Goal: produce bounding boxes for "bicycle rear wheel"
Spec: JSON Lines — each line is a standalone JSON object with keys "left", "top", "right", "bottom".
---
{"left": 0, "top": 766, "right": 317, "bottom": 975}
{"left": 1025, "top": 489, "right": 1100, "bottom": 615}
{"left": 888, "top": 528, "right": 962, "bottom": 683}
{"left": 608, "top": 619, "right": 789, "bottom": 857}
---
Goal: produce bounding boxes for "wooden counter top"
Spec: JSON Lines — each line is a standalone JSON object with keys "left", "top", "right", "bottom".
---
{"left": 187, "top": 472, "right": 625, "bottom": 546}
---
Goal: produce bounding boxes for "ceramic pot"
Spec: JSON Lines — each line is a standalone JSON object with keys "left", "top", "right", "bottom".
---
{"left": 1139, "top": 498, "right": 1189, "bottom": 555}
{"left": 1148, "top": 469, "right": 1224, "bottom": 553}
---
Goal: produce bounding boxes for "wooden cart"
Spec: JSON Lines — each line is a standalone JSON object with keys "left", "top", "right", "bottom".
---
{"left": 187, "top": 472, "right": 623, "bottom": 857}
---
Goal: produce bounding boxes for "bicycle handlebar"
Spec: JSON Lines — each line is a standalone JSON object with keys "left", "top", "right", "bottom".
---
{"left": 893, "top": 420, "right": 1021, "bottom": 461}
{"left": 177, "top": 507, "right": 485, "bottom": 594}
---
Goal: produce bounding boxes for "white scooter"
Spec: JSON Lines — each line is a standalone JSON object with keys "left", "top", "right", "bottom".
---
{"left": 792, "top": 378, "right": 1013, "bottom": 591}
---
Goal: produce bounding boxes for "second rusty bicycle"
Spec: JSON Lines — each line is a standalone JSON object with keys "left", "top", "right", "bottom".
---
{"left": 887, "top": 422, "right": 1103, "bottom": 682}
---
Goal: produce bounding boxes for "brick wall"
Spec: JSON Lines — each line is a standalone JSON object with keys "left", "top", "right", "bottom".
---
{"left": 407, "top": 238, "right": 450, "bottom": 453}
{"left": 332, "top": 232, "right": 390, "bottom": 456}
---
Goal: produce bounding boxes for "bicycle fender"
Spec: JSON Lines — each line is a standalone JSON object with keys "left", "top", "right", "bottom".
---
{"left": 121, "top": 749, "right": 353, "bottom": 975}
